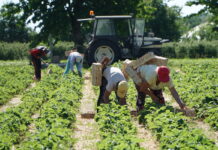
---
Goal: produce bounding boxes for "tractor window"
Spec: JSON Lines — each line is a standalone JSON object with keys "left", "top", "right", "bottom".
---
{"left": 114, "top": 19, "right": 131, "bottom": 38}
{"left": 96, "top": 19, "right": 115, "bottom": 36}
{"left": 133, "top": 19, "right": 145, "bottom": 49}
{"left": 134, "top": 19, "right": 145, "bottom": 36}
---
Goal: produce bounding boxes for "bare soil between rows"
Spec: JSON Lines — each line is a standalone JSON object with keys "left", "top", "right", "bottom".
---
{"left": 0, "top": 82, "right": 36, "bottom": 112}
{"left": 73, "top": 71, "right": 100, "bottom": 150}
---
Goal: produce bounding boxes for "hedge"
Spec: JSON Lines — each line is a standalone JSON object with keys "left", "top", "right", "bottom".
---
{"left": 161, "top": 40, "right": 218, "bottom": 58}
{"left": 0, "top": 40, "right": 217, "bottom": 60}
{"left": 0, "top": 42, "right": 29, "bottom": 60}
{"left": 0, "top": 42, "right": 74, "bottom": 60}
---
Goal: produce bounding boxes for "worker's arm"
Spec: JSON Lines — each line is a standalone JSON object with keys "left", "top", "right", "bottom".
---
{"left": 137, "top": 73, "right": 160, "bottom": 103}
{"left": 40, "top": 58, "right": 47, "bottom": 64}
{"left": 169, "top": 87, "right": 195, "bottom": 116}
{"left": 100, "top": 56, "right": 110, "bottom": 69}
{"left": 142, "top": 86, "right": 160, "bottom": 103}
{"left": 103, "top": 90, "right": 111, "bottom": 104}
{"left": 169, "top": 87, "right": 186, "bottom": 109}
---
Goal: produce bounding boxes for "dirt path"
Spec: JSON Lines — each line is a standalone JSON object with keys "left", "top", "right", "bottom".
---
{"left": 73, "top": 71, "right": 100, "bottom": 150}
{"left": 0, "top": 82, "right": 36, "bottom": 113}
{"left": 132, "top": 118, "right": 159, "bottom": 150}
{"left": 192, "top": 121, "right": 218, "bottom": 146}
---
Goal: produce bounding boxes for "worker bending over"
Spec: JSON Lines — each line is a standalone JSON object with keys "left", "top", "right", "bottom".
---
{"left": 29, "top": 46, "right": 49, "bottom": 81}
{"left": 135, "top": 64, "right": 192, "bottom": 114}
{"left": 97, "top": 57, "right": 128, "bottom": 106}
{"left": 63, "top": 48, "right": 83, "bottom": 77}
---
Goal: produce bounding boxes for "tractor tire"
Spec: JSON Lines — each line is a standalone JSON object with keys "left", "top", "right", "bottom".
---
{"left": 88, "top": 41, "right": 120, "bottom": 65}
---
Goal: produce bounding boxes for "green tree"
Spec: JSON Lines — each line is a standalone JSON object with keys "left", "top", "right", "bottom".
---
{"left": 7, "top": 0, "right": 140, "bottom": 47}
{"left": 183, "top": 12, "right": 210, "bottom": 30}
{"left": 186, "top": 0, "right": 218, "bottom": 40}
{"left": 187, "top": 0, "right": 218, "bottom": 24}
{"left": 0, "top": 3, "right": 31, "bottom": 42}
{"left": 137, "top": 0, "right": 183, "bottom": 41}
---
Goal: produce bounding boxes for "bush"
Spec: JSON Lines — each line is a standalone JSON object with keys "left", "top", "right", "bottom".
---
{"left": 162, "top": 40, "right": 218, "bottom": 58}
{"left": 51, "top": 41, "right": 74, "bottom": 59}
{"left": 0, "top": 42, "right": 30, "bottom": 60}
{"left": 0, "top": 41, "right": 74, "bottom": 60}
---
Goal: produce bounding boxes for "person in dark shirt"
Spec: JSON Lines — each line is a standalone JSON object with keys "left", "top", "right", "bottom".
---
{"left": 29, "top": 46, "right": 49, "bottom": 81}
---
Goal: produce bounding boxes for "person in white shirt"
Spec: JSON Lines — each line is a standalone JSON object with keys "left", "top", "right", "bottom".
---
{"left": 63, "top": 48, "right": 83, "bottom": 77}
{"left": 135, "top": 65, "right": 189, "bottom": 112}
{"left": 97, "top": 57, "right": 128, "bottom": 106}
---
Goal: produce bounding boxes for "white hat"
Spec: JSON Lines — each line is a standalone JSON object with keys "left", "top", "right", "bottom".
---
{"left": 117, "top": 80, "right": 128, "bottom": 98}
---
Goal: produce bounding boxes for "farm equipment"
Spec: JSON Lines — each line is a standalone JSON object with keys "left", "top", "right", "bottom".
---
{"left": 78, "top": 12, "right": 169, "bottom": 66}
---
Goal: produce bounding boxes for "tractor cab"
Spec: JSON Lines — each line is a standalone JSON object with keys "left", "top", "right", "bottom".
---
{"left": 78, "top": 13, "right": 167, "bottom": 66}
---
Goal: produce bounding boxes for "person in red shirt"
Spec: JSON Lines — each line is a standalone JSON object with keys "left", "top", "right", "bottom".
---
{"left": 29, "top": 46, "right": 49, "bottom": 80}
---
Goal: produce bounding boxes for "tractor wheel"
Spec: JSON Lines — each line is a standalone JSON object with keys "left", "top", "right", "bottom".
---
{"left": 88, "top": 41, "right": 120, "bottom": 65}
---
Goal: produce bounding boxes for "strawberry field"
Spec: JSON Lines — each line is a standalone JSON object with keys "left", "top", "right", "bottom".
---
{"left": 0, "top": 59, "right": 217, "bottom": 150}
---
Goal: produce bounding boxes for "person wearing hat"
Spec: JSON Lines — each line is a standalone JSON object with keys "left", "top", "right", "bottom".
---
{"left": 29, "top": 46, "right": 50, "bottom": 81}
{"left": 135, "top": 64, "right": 189, "bottom": 112}
{"left": 97, "top": 57, "right": 128, "bottom": 106}
{"left": 63, "top": 48, "right": 83, "bottom": 77}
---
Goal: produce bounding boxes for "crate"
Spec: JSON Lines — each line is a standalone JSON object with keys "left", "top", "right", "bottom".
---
{"left": 131, "top": 52, "right": 155, "bottom": 69}
{"left": 146, "top": 56, "right": 168, "bottom": 66}
{"left": 91, "top": 63, "right": 102, "bottom": 86}
{"left": 122, "top": 59, "right": 132, "bottom": 80}
{"left": 130, "top": 52, "right": 168, "bottom": 69}
{"left": 125, "top": 66, "right": 142, "bottom": 85}
{"left": 124, "top": 53, "right": 168, "bottom": 85}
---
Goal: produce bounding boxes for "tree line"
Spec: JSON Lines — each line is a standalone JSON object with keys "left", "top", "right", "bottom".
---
{"left": 0, "top": 0, "right": 217, "bottom": 47}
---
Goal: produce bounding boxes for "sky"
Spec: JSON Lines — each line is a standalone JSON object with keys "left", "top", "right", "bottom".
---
{"left": 0, "top": 0, "right": 205, "bottom": 30}
{"left": 166, "top": 0, "right": 205, "bottom": 16}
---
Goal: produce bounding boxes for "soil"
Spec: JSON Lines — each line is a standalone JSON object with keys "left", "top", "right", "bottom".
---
{"left": 192, "top": 121, "right": 218, "bottom": 146}
{"left": 133, "top": 119, "right": 159, "bottom": 150}
{"left": 0, "top": 82, "right": 36, "bottom": 113}
{"left": 73, "top": 71, "right": 100, "bottom": 150}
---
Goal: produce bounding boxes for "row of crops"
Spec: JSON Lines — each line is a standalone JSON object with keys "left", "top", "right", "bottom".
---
{"left": 0, "top": 64, "right": 83, "bottom": 149}
{"left": 0, "top": 65, "right": 33, "bottom": 105}
{"left": 0, "top": 59, "right": 217, "bottom": 149}
{"left": 168, "top": 59, "right": 218, "bottom": 131}
{"left": 95, "top": 80, "right": 217, "bottom": 149}
{"left": 93, "top": 59, "right": 218, "bottom": 149}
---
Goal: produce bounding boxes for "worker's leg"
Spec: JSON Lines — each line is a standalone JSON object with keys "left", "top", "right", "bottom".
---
{"left": 97, "top": 77, "right": 107, "bottom": 106}
{"left": 117, "top": 97, "right": 127, "bottom": 105}
{"left": 35, "top": 58, "right": 41, "bottom": 80}
{"left": 76, "top": 63, "right": 82, "bottom": 77}
{"left": 151, "top": 89, "right": 165, "bottom": 105}
{"left": 63, "top": 58, "right": 71, "bottom": 75}
{"left": 31, "top": 56, "right": 37, "bottom": 80}
{"left": 135, "top": 83, "right": 146, "bottom": 111}
{"left": 31, "top": 56, "right": 41, "bottom": 80}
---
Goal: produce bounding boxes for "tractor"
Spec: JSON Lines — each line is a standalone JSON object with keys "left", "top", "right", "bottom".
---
{"left": 78, "top": 13, "right": 168, "bottom": 66}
